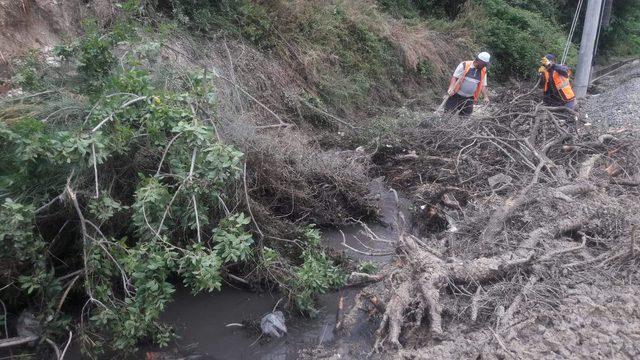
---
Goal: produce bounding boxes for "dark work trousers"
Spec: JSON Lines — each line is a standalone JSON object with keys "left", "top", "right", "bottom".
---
{"left": 444, "top": 93, "right": 474, "bottom": 116}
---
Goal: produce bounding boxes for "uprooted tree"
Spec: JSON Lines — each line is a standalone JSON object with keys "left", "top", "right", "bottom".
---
{"left": 339, "top": 87, "right": 640, "bottom": 356}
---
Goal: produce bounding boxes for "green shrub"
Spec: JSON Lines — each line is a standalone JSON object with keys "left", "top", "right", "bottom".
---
{"left": 295, "top": 3, "right": 403, "bottom": 108}
{"left": 0, "top": 199, "right": 45, "bottom": 263}
{"left": 0, "top": 24, "right": 259, "bottom": 355}
{"left": 292, "top": 226, "right": 346, "bottom": 316}
{"left": 168, "top": 0, "right": 275, "bottom": 48}
{"left": 11, "top": 50, "right": 45, "bottom": 91}
{"left": 477, "top": 0, "right": 576, "bottom": 80}
{"left": 599, "top": 0, "right": 640, "bottom": 57}
{"left": 505, "top": 0, "right": 562, "bottom": 22}
{"left": 377, "top": 0, "right": 463, "bottom": 19}
{"left": 77, "top": 23, "right": 117, "bottom": 94}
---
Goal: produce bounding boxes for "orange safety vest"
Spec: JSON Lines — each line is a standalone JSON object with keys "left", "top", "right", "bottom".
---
{"left": 543, "top": 69, "right": 575, "bottom": 102}
{"left": 453, "top": 61, "right": 487, "bottom": 102}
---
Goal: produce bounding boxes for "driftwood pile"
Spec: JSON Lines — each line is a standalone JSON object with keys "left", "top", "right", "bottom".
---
{"left": 342, "top": 89, "right": 640, "bottom": 357}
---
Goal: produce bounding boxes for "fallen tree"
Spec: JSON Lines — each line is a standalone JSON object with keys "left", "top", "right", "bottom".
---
{"left": 339, "top": 88, "right": 640, "bottom": 358}
{"left": 0, "top": 24, "right": 375, "bottom": 356}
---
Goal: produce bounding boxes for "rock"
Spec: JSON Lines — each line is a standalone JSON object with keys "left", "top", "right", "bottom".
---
{"left": 260, "top": 311, "right": 287, "bottom": 338}
{"left": 537, "top": 325, "right": 547, "bottom": 334}
{"left": 583, "top": 64, "right": 640, "bottom": 130}
{"left": 16, "top": 311, "right": 40, "bottom": 338}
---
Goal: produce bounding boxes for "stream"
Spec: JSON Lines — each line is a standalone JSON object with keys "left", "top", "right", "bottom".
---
{"left": 70, "top": 180, "right": 409, "bottom": 359}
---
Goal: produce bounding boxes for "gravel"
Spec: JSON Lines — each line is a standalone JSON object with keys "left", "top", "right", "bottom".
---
{"left": 582, "top": 59, "right": 640, "bottom": 131}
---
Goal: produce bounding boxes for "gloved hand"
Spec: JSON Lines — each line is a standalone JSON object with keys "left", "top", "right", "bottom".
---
{"left": 540, "top": 57, "right": 551, "bottom": 67}
{"left": 538, "top": 65, "right": 546, "bottom": 74}
{"left": 447, "top": 88, "right": 455, "bottom": 96}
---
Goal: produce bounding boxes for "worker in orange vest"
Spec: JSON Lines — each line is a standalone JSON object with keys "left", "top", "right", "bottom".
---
{"left": 444, "top": 52, "right": 491, "bottom": 116}
{"left": 538, "top": 54, "right": 576, "bottom": 109}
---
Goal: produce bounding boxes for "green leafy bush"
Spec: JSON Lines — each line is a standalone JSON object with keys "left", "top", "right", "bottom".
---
{"left": 291, "top": 226, "right": 346, "bottom": 316}
{"left": 476, "top": 0, "right": 576, "bottom": 80}
{"left": 168, "top": 0, "right": 275, "bottom": 48}
{"left": 0, "top": 24, "right": 258, "bottom": 355}
{"left": 11, "top": 50, "right": 45, "bottom": 91}
{"left": 504, "top": 0, "right": 564, "bottom": 22}
{"left": 0, "top": 199, "right": 44, "bottom": 262}
{"left": 599, "top": 0, "right": 640, "bottom": 57}
{"left": 89, "top": 194, "right": 128, "bottom": 222}
{"left": 213, "top": 213, "right": 254, "bottom": 263}
{"left": 377, "top": 0, "right": 463, "bottom": 19}
{"left": 77, "top": 23, "right": 117, "bottom": 94}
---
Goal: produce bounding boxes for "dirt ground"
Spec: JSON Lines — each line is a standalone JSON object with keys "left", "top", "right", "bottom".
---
{"left": 0, "top": 0, "right": 117, "bottom": 80}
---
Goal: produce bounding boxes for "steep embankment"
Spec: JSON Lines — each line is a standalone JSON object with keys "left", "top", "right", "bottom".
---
{"left": 0, "top": 1, "right": 119, "bottom": 78}
{"left": 0, "top": 1, "right": 475, "bottom": 358}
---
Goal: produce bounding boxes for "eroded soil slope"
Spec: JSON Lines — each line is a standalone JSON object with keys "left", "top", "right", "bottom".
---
{"left": 0, "top": 0, "right": 100, "bottom": 77}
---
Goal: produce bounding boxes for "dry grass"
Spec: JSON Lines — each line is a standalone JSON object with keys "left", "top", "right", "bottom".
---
{"left": 221, "top": 120, "right": 376, "bottom": 228}
{"left": 387, "top": 20, "right": 470, "bottom": 83}
{"left": 154, "top": 33, "right": 378, "bottom": 236}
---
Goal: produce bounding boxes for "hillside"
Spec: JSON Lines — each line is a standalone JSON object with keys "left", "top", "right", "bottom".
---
{"left": 1, "top": 0, "right": 640, "bottom": 359}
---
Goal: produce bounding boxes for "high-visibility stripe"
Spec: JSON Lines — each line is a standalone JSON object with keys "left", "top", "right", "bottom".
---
{"left": 542, "top": 69, "right": 575, "bottom": 102}
{"left": 453, "top": 61, "right": 486, "bottom": 102}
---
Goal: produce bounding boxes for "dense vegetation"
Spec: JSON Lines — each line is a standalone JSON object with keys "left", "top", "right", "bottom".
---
{"left": 599, "top": 0, "right": 640, "bottom": 56}
{"left": 164, "top": 0, "right": 639, "bottom": 84}
{"left": 2, "top": 16, "right": 349, "bottom": 357}
{"left": 1, "top": 0, "right": 639, "bottom": 358}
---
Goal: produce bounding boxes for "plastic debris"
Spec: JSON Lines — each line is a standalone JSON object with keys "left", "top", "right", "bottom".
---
{"left": 260, "top": 311, "right": 287, "bottom": 338}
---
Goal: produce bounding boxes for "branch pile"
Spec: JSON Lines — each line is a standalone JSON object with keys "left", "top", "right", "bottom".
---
{"left": 342, "top": 92, "right": 640, "bottom": 358}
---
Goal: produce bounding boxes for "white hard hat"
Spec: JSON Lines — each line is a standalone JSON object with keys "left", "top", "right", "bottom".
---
{"left": 477, "top": 52, "right": 491, "bottom": 63}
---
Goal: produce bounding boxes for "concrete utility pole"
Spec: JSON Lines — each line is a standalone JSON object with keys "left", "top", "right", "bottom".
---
{"left": 574, "top": 0, "right": 605, "bottom": 98}
{"left": 602, "top": 0, "right": 614, "bottom": 27}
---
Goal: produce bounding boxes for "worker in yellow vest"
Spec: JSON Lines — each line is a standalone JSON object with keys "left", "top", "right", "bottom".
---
{"left": 538, "top": 54, "right": 576, "bottom": 109}
{"left": 444, "top": 52, "right": 491, "bottom": 116}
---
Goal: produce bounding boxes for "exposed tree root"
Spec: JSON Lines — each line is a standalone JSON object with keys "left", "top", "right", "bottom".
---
{"left": 351, "top": 90, "right": 640, "bottom": 356}
{"left": 373, "top": 227, "right": 544, "bottom": 350}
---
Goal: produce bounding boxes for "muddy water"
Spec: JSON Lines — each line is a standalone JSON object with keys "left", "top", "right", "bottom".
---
{"left": 322, "top": 179, "right": 411, "bottom": 262}
{"left": 146, "top": 180, "right": 409, "bottom": 359}
{"left": 70, "top": 180, "right": 408, "bottom": 359}
{"left": 153, "top": 286, "right": 340, "bottom": 360}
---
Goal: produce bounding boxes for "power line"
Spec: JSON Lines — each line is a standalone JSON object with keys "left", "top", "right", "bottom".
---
{"left": 562, "top": 0, "right": 585, "bottom": 65}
